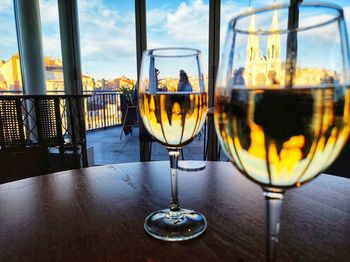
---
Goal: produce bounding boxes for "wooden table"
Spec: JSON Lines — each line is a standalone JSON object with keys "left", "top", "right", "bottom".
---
{"left": 0, "top": 161, "right": 349, "bottom": 261}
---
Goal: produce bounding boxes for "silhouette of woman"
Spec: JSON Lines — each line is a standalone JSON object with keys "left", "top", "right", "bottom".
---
{"left": 177, "top": 70, "right": 192, "bottom": 92}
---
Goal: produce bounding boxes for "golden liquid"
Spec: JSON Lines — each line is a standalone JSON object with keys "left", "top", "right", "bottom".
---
{"left": 215, "top": 86, "right": 350, "bottom": 188}
{"left": 139, "top": 92, "right": 208, "bottom": 147}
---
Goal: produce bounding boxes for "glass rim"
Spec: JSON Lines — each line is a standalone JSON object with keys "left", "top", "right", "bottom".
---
{"left": 229, "top": 2, "right": 344, "bottom": 36}
{"left": 143, "top": 47, "right": 201, "bottom": 58}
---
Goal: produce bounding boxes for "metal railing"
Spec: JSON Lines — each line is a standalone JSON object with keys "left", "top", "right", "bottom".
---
{"left": 0, "top": 94, "right": 88, "bottom": 183}
{"left": 0, "top": 90, "right": 123, "bottom": 131}
{"left": 84, "top": 91, "right": 122, "bottom": 131}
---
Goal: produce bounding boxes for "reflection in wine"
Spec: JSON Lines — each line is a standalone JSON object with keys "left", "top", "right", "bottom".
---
{"left": 140, "top": 92, "right": 208, "bottom": 147}
{"left": 215, "top": 86, "right": 350, "bottom": 188}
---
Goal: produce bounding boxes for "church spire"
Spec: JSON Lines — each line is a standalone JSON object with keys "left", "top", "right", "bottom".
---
{"left": 266, "top": 0, "right": 282, "bottom": 86}
{"left": 246, "top": 2, "right": 259, "bottom": 64}
{"left": 267, "top": 1, "right": 280, "bottom": 61}
{"left": 270, "top": 1, "right": 279, "bottom": 32}
{"left": 244, "top": 0, "right": 260, "bottom": 87}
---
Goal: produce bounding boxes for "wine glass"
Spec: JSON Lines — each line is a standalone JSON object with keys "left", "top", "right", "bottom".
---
{"left": 215, "top": 2, "right": 350, "bottom": 261}
{"left": 139, "top": 47, "right": 208, "bottom": 241}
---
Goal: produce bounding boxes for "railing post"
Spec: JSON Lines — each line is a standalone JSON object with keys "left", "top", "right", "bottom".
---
{"left": 103, "top": 94, "right": 107, "bottom": 129}
{"left": 75, "top": 96, "right": 88, "bottom": 167}
{"left": 93, "top": 93, "right": 96, "bottom": 129}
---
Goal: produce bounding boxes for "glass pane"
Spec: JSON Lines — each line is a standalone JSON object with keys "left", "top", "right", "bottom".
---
{"left": 39, "top": 0, "right": 65, "bottom": 93}
{"left": 0, "top": 0, "right": 21, "bottom": 93}
{"left": 146, "top": 0, "right": 209, "bottom": 161}
{"left": 78, "top": 0, "right": 138, "bottom": 165}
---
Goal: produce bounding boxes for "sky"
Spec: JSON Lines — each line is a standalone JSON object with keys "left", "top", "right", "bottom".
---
{"left": 1, "top": 0, "right": 350, "bottom": 80}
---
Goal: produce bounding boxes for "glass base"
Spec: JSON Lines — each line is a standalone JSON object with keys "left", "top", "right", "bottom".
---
{"left": 178, "top": 161, "right": 206, "bottom": 171}
{"left": 144, "top": 208, "right": 207, "bottom": 241}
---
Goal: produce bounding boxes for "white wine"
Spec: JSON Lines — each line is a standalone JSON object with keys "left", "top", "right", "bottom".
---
{"left": 140, "top": 92, "right": 208, "bottom": 147}
{"left": 215, "top": 86, "right": 350, "bottom": 188}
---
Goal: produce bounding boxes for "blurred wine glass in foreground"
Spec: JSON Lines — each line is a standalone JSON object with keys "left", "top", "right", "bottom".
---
{"left": 215, "top": 2, "right": 350, "bottom": 261}
{"left": 139, "top": 48, "right": 208, "bottom": 241}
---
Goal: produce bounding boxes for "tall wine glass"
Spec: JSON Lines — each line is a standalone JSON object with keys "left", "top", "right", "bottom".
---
{"left": 215, "top": 2, "right": 350, "bottom": 261}
{"left": 139, "top": 48, "right": 208, "bottom": 241}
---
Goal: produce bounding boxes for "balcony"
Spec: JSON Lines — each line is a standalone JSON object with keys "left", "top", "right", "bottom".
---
{"left": 87, "top": 126, "right": 208, "bottom": 165}
{"left": 0, "top": 90, "right": 211, "bottom": 170}
{"left": 81, "top": 90, "right": 207, "bottom": 164}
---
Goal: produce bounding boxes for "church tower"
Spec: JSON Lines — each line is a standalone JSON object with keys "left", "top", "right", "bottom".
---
{"left": 266, "top": 0, "right": 282, "bottom": 86}
{"left": 244, "top": 1, "right": 259, "bottom": 87}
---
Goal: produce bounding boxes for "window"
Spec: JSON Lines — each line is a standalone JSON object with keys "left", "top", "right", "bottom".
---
{"left": 0, "top": 0, "right": 21, "bottom": 92}
{"left": 39, "top": 0, "right": 65, "bottom": 93}
{"left": 78, "top": 0, "right": 137, "bottom": 89}
{"left": 146, "top": 0, "right": 209, "bottom": 161}
{"left": 78, "top": 0, "right": 138, "bottom": 164}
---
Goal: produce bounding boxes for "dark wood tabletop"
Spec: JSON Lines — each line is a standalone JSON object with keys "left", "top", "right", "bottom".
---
{"left": 0, "top": 161, "right": 349, "bottom": 261}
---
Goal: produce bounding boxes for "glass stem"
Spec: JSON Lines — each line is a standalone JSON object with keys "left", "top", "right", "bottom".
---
{"left": 263, "top": 190, "right": 285, "bottom": 262}
{"left": 169, "top": 149, "right": 180, "bottom": 212}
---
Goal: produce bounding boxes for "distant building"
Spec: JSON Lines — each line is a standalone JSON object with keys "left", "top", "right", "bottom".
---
{"left": 243, "top": 5, "right": 282, "bottom": 87}
{"left": 0, "top": 54, "right": 21, "bottom": 91}
{"left": 44, "top": 56, "right": 65, "bottom": 92}
{"left": 94, "top": 79, "right": 104, "bottom": 89}
{"left": 155, "top": 75, "right": 209, "bottom": 92}
{"left": 243, "top": 4, "right": 336, "bottom": 88}
{"left": 82, "top": 74, "right": 94, "bottom": 92}
{"left": 103, "top": 75, "right": 135, "bottom": 90}
{"left": 0, "top": 54, "right": 95, "bottom": 92}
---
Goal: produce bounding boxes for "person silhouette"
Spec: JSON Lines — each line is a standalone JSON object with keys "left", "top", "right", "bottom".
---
{"left": 155, "top": 68, "right": 167, "bottom": 92}
{"left": 155, "top": 68, "right": 160, "bottom": 86}
{"left": 177, "top": 70, "right": 192, "bottom": 92}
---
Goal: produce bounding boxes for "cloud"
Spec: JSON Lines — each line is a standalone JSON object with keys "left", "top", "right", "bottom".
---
{"left": 39, "top": 1, "right": 62, "bottom": 59}
{"left": 147, "top": 8, "right": 168, "bottom": 31}
{"left": 2, "top": 0, "right": 350, "bottom": 80}
{"left": 39, "top": 0, "right": 137, "bottom": 79}
{"left": 0, "top": 0, "right": 12, "bottom": 12}
{"left": 0, "top": 0, "right": 18, "bottom": 59}
{"left": 166, "top": 0, "right": 209, "bottom": 44}
{"left": 44, "top": 0, "right": 350, "bottom": 78}
{"left": 41, "top": 36, "right": 62, "bottom": 58}
{"left": 146, "top": 0, "right": 247, "bottom": 61}
{"left": 0, "top": 0, "right": 138, "bottom": 80}
{"left": 220, "top": 1, "right": 248, "bottom": 45}
{"left": 147, "top": 0, "right": 210, "bottom": 73}
{"left": 77, "top": 0, "right": 137, "bottom": 79}
{"left": 345, "top": 6, "right": 350, "bottom": 28}
{"left": 39, "top": 0, "right": 60, "bottom": 25}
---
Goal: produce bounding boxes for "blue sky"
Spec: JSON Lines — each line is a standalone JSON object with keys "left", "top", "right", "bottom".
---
{"left": 1, "top": 0, "right": 350, "bottom": 80}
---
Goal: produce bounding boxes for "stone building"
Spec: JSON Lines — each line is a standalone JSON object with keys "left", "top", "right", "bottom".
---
{"left": 0, "top": 54, "right": 94, "bottom": 92}
{"left": 242, "top": 2, "right": 336, "bottom": 88}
